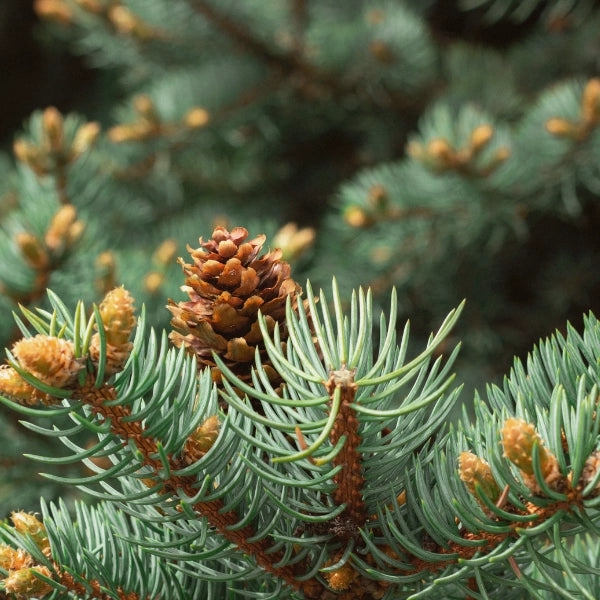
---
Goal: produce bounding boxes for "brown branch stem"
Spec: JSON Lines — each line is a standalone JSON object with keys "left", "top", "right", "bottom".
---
{"left": 66, "top": 375, "right": 589, "bottom": 598}
{"left": 188, "top": 0, "right": 316, "bottom": 80}
{"left": 325, "top": 366, "right": 368, "bottom": 533}
{"left": 408, "top": 489, "right": 585, "bottom": 579}
{"left": 76, "top": 379, "right": 308, "bottom": 596}
{"left": 57, "top": 568, "right": 139, "bottom": 600}
{"left": 289, "top": 0, "right": 308, "bottom": 56}
{"left": 55, "top": 165, "right": 71, "bottom": 206}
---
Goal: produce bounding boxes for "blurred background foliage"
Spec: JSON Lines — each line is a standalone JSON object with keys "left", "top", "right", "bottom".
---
{"left": 1, "top": 0, "right": 600, "bottom": 515}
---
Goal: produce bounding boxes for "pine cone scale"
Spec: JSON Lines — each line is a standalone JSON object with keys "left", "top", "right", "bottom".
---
{"left": 225, "top": 338, "right": 256, "bottom": 362}
{"left": 235, "top": 268, "right": 260, "bottom": 295}
{"left": 212, "top": 303, "right": 250, "bottom": 334}
{"left": 244, "top": 320, "right": 268, "bottom": 345}
{"left": 236, "top": 241, "right": 262, "bottom": 262}
{"left": 217, "top": 239, "right": 238, "bottom": 258}
{"left": 217, "top": 258, "right": 243, "bottom": 288}
{"left": 240, "top": 296, "right": 264, "bottom": 316}
{"left": 202, "top": 259, "right": 226, "bottom": 277}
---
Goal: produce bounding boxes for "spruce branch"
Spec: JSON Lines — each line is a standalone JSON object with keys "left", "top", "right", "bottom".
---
{"left": 0, "top": 509, "right": 141, "bottom": 600}
{"left": 13, "top": 107, "right": 100, "bottom": 206}
{"left": 74, "top": 377, "right": 303, "bottom": 595}
{"left": 325, "top": 366, "right": 368, "bottom": 534}
{"left": 5, "top": 3, "right": 600, "bottom": 597}
{"left": 0, "top": 280, "right": 316, "bottom": 597}
{"left": 2, "top": 107, "right": 95, "bottom": 348}
{"left": 186, "top": 0, "right": 327, "bottom": 95}
{"left": 0, "top": 262, "right": 464, "bottom": 598}
{"left": 54, "top": 571, "right": 139, "bottom": 600}
{"left": 186, "top": 0, "right": 430, "bottom": 108}
{"left": 5, "top": 200, "right": 86, "bottom": 316}
{"left": 2, "top": 224, "right": 600, "bottom": 597}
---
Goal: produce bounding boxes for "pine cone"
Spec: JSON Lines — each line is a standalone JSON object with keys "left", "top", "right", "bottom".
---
{"left": 167, "top": 226, "right": 301, "bottom": 384}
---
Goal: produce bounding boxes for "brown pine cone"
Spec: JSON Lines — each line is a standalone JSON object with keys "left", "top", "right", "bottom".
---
{"left": 168, "top": 226, "right": 301, "bottom": 384}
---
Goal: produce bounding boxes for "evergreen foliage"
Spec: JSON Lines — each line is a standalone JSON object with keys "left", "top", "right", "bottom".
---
{"left": 1, "top": 276, "right": 600, "bottom": 598}
{"left": 1, "top": 0, "right": 600, "bottom": 597}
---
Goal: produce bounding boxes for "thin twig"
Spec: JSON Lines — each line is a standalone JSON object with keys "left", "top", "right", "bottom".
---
{"left": 79, "top": 379, "right": 312, "bottom": 596}
{"left": 325, "top": 365, "right": 368, "bottom": 533}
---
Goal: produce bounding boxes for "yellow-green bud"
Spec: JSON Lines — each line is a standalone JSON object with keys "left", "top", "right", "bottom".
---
{"left": 16, "top": 232, "right": 49, "bottom": 270}
{"left": 546, "top": 117, "right": 577, "bottom": 138}
{"left": 0, "top": 545, "right": 33, "bottom": 571}
{"left": 501, "top": 418, "right": 562, "bottom": 493}
{"left": 152, "top": 239, "right": 178, "bottom": 266}
{"left": 4, "top": 565, "right": 54, "bottom": 598}
{"left": 44, "top": 204, "right": 78, "bottom": 252}
{"left": 0, "top": 365, "right": 36, "bottom": 405}
{"left": 582, "top": 78, "right": 600, "bottom": 124}
{"left": 12, "top": 336, "right": 83, "bottom": 389}
{"left": 11, "top": 512, "right": 50, "bottom": 556}
{"left": 184, "top": 107, "right": 210, "bottom": 129}
{"left": 96, "top": 286, "right": 137, "bottom": 347}
{"left": 42, "top": 107, "right": 65, "bottom": 153}
{"left": 71, "top": 121, "right": 101, "bottom": 156}
{"left": 469, "top": 124, "right": 494, "bottom": 152}
{"left": 183, "top": 415, "right": 220, "bottom": 465}
{"left": 459, "top": 451, "right": 500, "bottom": 503}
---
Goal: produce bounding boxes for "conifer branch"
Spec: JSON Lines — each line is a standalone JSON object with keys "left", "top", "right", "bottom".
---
{"left": 2, "top": 226, "right": 600, "bottom": 598}
{"left": 186, "top": 0, "right": 420, "bottom": 106}
{"left": 75, "top": 377, "right": 305, "bottom": 595}
{"left": 289, "top": 0, "right": 308, "bottom": 57}
{"left": 325, "top": 366, "right": 368, "bottom": 534}
{"left": 55, "top": 569, "right": 140, "bottom": 600}
{"left": 6, "top": 3, "right": 600, "bottom": 598}
{"left": 188, "top": 0, "right": 319, "bottom": 81}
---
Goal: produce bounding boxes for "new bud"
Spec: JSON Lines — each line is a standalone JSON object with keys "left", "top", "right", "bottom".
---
{"left": 11, "top": 512, "right": 50, "bottom": 557}
{"left": 89, "top": 287, "right": 136, "bottom": 376}
{"left": 71, "top": 121, "right": 101, "bottom": 156}
{"left": 501, "top": 418, "right": 562, "bottom": 494}
{"left": 44, "top": 204, "right": 78, "bottom": 252}
{"left": 0, "top": 545, "right": 33, "bottom": 571}
{"left": 12, "top": 335, "right": 83, "bottom": 389}
{"left": 581, "top": 78, "right": 600, "bottom": 124}
{"left": 459, "top": 451, "right": 500, "bottom": 503}
{"left": 4, "top": 566, "right": 54, "bottom": 598}
{"left": 184, "top": 107, "right": 210, "bottom": 129}
{"left": 469, "top": 124, "right": 494, "bottom": 152}
{"left": 183, "top": 415, "right": 220, "bottom": 465}
{"left": 0, "top": 365, "right": 36, "bottom": 405}
{"left": 41, "top": 107, "right": 65, "bottom": 153}
{"left": 15, "top": 232, "right": 49, "bottom": 270}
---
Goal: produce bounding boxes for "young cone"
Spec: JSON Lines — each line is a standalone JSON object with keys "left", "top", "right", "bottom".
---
{"left": 168, "top": 226, "right": 301, "bottom": 384}
{"left": 183, "top": 415, "right": 220, "bottom": 465}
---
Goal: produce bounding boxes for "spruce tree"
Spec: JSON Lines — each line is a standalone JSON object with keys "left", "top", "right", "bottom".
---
{"left": 2, "top": 1, "right": 600, "bottom": 598}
